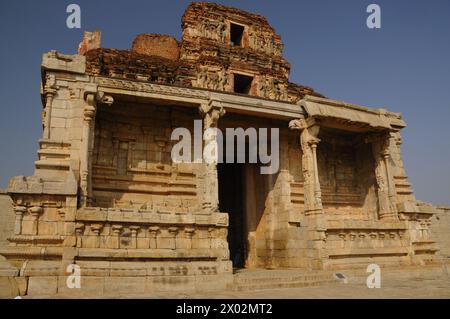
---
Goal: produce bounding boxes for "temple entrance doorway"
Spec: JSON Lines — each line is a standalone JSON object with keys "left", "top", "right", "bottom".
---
{"left": 218, "top": 163, "right": 246, "bottom": 268}
{"left": 217, "top": 114, "right": 279, "bottom": 269}
{"left": 218, "top": 161, "right": 269, "bottom": 269}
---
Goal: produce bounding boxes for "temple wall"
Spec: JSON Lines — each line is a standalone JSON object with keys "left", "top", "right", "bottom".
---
{"left": 272, "top": 129, "right": 311, "bottom": 269}
{"left": 92, "top": 102, "right": 202, "bottom": 212}
{"left": 33, "top": 56, "right": 90, "bottom": 185}
{"left": 1, "top": 52, "right": 235, "bottom": 296}
{"left": 281, "top": 123, "right": 438, "bottom": 270}
{"left": 239, "top": 127, "right": 312, "bottom": 269}
{"left": 431, "top": 206, "right": 450, "bottom": 259}
{"left": 0, "top": 191, "right": 14, "bottom": 250}
{"left": 317, "top": 133, "right": 378, "bottom": 219}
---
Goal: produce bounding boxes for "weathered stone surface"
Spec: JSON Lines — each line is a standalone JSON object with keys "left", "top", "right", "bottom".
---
{"left": 431, "top": 206, "right": 450, "bottom": 259}
{"left": 0, "top": 2, "right": 446, "bottom": 298}
{"left": 0, "top": 277, "right": 19, "bottom": 298}
{"left": 27, "top": 276, "right": 58, "bottom": 296}
{"left": 0, "top": 193, "right": 14, "bottom": 249}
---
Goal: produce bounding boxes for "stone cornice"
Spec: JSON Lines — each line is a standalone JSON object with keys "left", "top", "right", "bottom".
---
{"left": 299, "top": 95, "right": 406, "bottom": 130}
{"left": 76, "top": 208, "right": 229, "bottom": 227}
{"left": 94, "top": 76, "right": 305, "bottom": 120}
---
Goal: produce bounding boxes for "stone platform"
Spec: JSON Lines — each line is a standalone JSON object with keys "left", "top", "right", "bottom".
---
{"left": 5, "top": 263, "right": 447, "bottom": 299}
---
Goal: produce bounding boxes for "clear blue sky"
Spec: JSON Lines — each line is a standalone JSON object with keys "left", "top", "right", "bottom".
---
{"left": 0, "top": 0, "right": 449, "bottom": 204}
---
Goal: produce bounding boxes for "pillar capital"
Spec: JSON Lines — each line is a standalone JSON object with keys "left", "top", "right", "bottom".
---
{"left": 148, "top": 226, "right": 160, "bottom": 233}
{"left": 57, "top": 208, "right": 66, "bottom": 219}
{"left": 90, "top": 223, "right": 103, "bottom": 235}
{"left": 289, "top": 118, "right": 321, "bottom": 145}
{"left": 112, "top": 224, "right": 123, "bottom": 234}
{"left": 289, "top": 117, "right": 318, "bottom": 130}
{"left": 129, "top": 226, "right": 140, "bottom": 234}
{"left": 44, "top": 73, "right": 57, "bottom": 96}
{"left": 83, "top": 91, "right": 114, "bottom": 121}
{"left": 75, "top": 223, "right": 85, "bottom": 233}
{"left": 29, "top": 206, "right": 43, "bottom": 217}
{"left": 13, "top": 205, "right": 27, "bottom": 215}
{"left": 199, "top": 99, "right": 226, "bottom": 128}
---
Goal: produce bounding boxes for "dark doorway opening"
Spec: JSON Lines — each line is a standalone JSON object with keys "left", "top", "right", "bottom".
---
{"left": 218, "top": 163, "right": 246, "bottom": 268}
{"left": 233, "top": 74, "right": 253, "bottom": 94}
{"left": 230, "top": 23, "right": 245, "bottom": 47}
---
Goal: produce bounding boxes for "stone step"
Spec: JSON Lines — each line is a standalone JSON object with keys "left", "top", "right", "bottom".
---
{"left": 234, "top": 274, "right": 333, "bottom": 284}
{"left": 232, "top": 278, "right": 336, "bottom": 292}
{"left": 230, "top": 270, "right": 337, "bottom": 291}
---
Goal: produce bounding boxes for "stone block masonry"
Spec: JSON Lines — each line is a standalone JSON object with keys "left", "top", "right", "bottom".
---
{"left": 0, "top": 2, "right": 445, "bottom": 297}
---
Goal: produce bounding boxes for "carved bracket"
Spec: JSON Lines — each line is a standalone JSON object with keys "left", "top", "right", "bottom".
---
{"left": 199, "top": 99, "right": 226, "bottom": 129}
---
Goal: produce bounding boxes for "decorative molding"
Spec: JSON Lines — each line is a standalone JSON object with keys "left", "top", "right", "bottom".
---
{"left": 95, "top": 76, "right": 210, "bottom": 99}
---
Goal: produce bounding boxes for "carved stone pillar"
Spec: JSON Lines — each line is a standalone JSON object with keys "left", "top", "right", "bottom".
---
{"left": 369, "top": 133, "right": 398, "bottom": 220}
{"left": 42, "top": 74, "right": 57, "bottom": 139}
{"left": 310, "top": 142, "right": 322, "bottom": 209}
{"left": 90, "top": 224, "right": 103, "bottom": 248}
{"left": 75, "top": 223, "right": 85, "bottom": 248}
{"left": 57, "top": 208, "right": 66, "bottom": 235}
{"left": 198, "top": 99, "right": 226, "bottom": 213}
{"left": 289, "top": 118, "right": 323, "bottom": 215}
{"left": 385, "top": 134, "right": 398, "bottom": 212}
{"left": 168, "top": 227, "right": 179, "bottom": 250}
{"left": 13, "top": 206, "right": 27, "bottom": 235}
{"left": 112, "top": 225, "right": 123, "bottom": 249}
{"left": 185, "top": 227, "right": 196, "bottom": 249}
{"left": 148, "top": 226, "right": 160, "bottom": 249}
{"left": 80, "top": 92, "right": 113, "bottom": 207}
{"left": 80, "top": 93, "right": 96, "bottom": 207}
{"left": 29, "top": 206, "right": 43, "bottom": 235}
{"left": 130, "top": 226, "right": 140, "bottom": 249}
{"left": 383, "top": 151, "right": 397, "bottom": 211}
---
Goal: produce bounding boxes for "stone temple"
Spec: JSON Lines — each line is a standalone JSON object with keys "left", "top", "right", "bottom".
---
{"left": 0, "top": 2, "right": 448, "bottom": 297}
